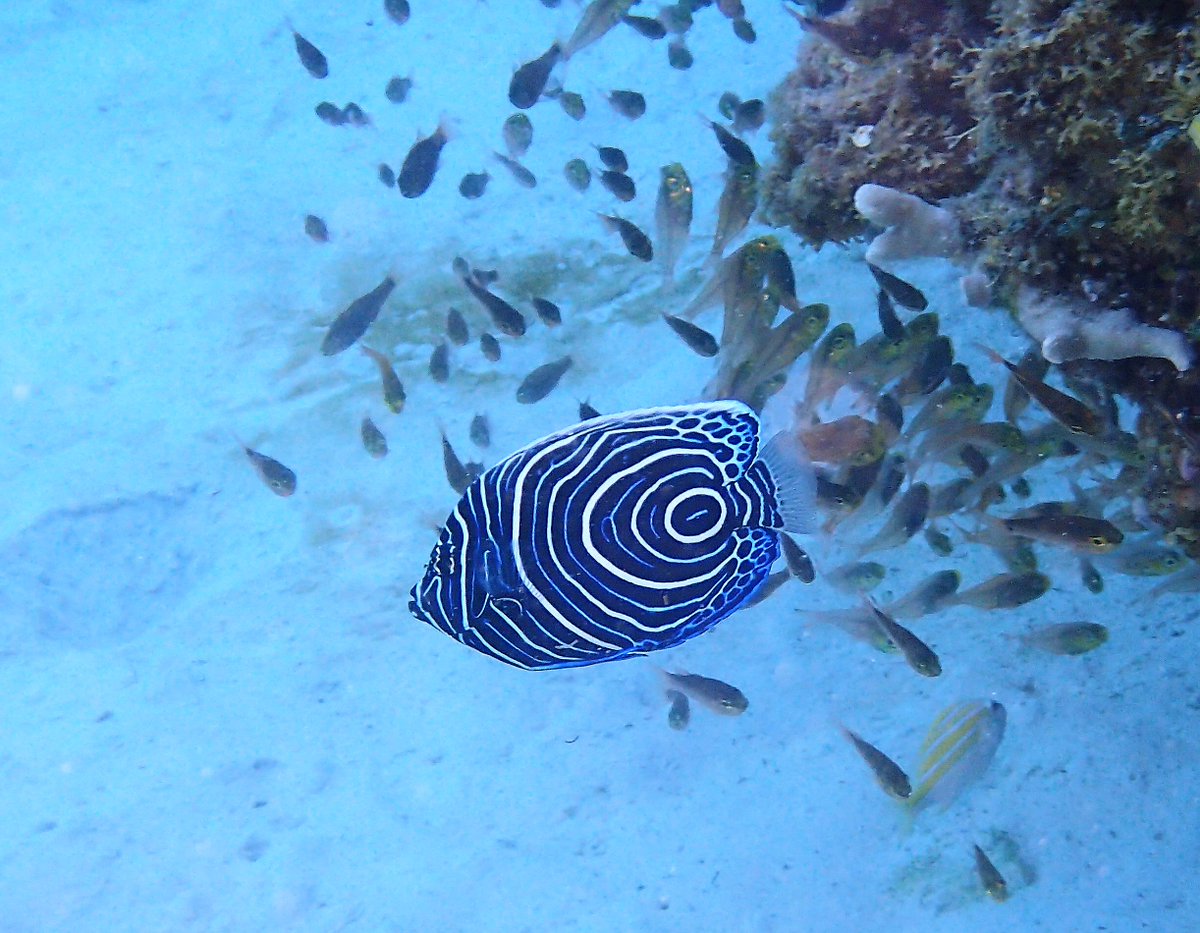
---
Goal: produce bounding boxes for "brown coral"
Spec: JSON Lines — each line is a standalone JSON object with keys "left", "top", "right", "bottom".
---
{"left": 766, "top": 0, "right": 1200, "bottom": 322}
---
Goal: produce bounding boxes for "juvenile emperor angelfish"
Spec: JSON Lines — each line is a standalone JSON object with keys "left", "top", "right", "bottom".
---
{"left": 409, "top": 402, "right": 817, "bottom": 670}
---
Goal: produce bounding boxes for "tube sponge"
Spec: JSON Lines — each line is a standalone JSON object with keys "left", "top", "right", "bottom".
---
{"left": 853, "top": 184, "right": 963, "bottom": 267}
{"left": 1017, "top": 287, "right": 1192, "bottom": 371}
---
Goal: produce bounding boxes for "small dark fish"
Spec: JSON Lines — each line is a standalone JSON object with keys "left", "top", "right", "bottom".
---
{"left": 662, "top": 670, "right": 747, "bottom": 715}
{"left": 867, "top": 599, "right": 941, "bottom": 677}
{"left": 399, "top": 122, "right": 451, "bottom": 198}
{"left": 579, "top": 400, "right": 601, "bottom": 420}
{"left": 378, "top": 163, "right": 396, "bottom": 188}
{"left": 868, "top": 262, "right": 928, "bottom": 311}
{"left": 429, "top": 342, "right": 450, "bottom": 383}
{"left": 781, "top": 533, "right": 815, "bottom": 583}
{"left": 877, "top": 289, "right": 904, "bottom": 342}
{"left": 912, "top": 335, "right": 953, "bottom": 395}
{"left": 342, "top": 103, "right": 369, "bottom": 126}
{"left": 314, "top": 102, "right": 346, "bottom": 126}
{"left": 384, "top": 0, "right": 411, "bottom": 25}
{"left": 564, "top": 158, "right": 591, "bottom": 191}
{"left": 516, "top": 356, "right": 573, "bottom": 404}
{"left": 948, "top": 362, "right": 974, "bottom": 385}
{"left": 461, "top": 275, "right": 527, "bottom": 337}
{"left": 1001, "top": 514, "right": 1124, "bottom": 553}
{"left": 1003, "top": 348, "right": 1049, "bottom": 424}
{"left": 973, "top": 845, "right": 1009, "bottom": 902}
{"left": 594, "top": 145, "right": 628, "bottom": 172}
{"left": 841, "top": 727, "right": 911, "bottom": 800}
{"left": 385, "top": 75, "right": 413, "bottom": 103}
{"left": 441, "top": 431, "right": 471, "bottom": 495}
{"left": 361, "top": 416, "right": 388, "bottom": 459}
{"left": 469, "top": 413, "right": 491, "bottom": 448}
{"left": 662, "top": 313, "right": 718, "bottom": 357}
{"left": 451, "top": 256, "right": 471, "bottom": 278}
{"left": 503, "top": 113, "right": 534, "bottom": 158}
{"left": 509, "top": 42, "right": 561, "bottom": 109}
{"left": 304, "top": 214, "right": 329, "bottom": 242}
{"left": 599, "top": 170, "right": 636, "bottom": 202}
{"left": 876, "top": 393, "right": 904, "bottom": 437}
{"left": 599, "top": 213, "right": 653, "bottom": 261}
{"left": 493, "top": 152, "right": 537, "bottom": 188}
{"left": 532, "top": 297, "right": 562, "bottom": 327}
{"left": 361, "top": 346, "right": 407, "bottom": 413}
{"left": 1081, "top": 557, "right": 1104, "bottom": 593}
{"left": 446, "top": 307, "right": 469, "bottom": 346}
{"left": 816, "top": 474, "right": 861, "bottom": 513}
{"left": 732, "top": 98, "right": 765, "bottom": 134}
{"left": 558, "top": 91, "right": 586, "bottom": 120}
{"left": 706, "top": 119, "right": 755, "bottom": 166}
{"left": 608, "top": 90, "right": 646, "bottom": 120}
{"left": 480, "top": 333, "right": 501, "bottom": 362}
{"left": 666, "top": 689, "right": 690, "bottom": 730}
{"left": 458, "top": 171, "right": 489, "bottom": 200}
{"left": 291, "top": 28, "right": 328, "bottom": 79}
{"left": 1020, "top": 621, "right": 1108, "bottom": 656}
{"left": 885, "top": 569, "right": 961, "bottom": 618}
{"left": 320, "top": 276, "right": 397, "bottom": 356}
{"left": 746, "top": 569, "right": 791, "bottom": 607}
{"left": 954, "top": 571, "right": 1050, "bottom": 610}
{"left": 979, "top": 346, "right": 1103, "bottom": 437}
{"left": 924, "top": 525, "right": 953, "bottom": 556}
{"left": 731, "top": 17, "right": 756, "bottom": 43}
{"left": 718, "top": 91, "right": 741, "bottom": 120}
{"left": 240, "top": 443, "right": 297, "bottom": 497}
{"left": 667, "top": 37, "right": 693, "bottom": 69}
{"left": 623, "top": 13, "right": 667, "bottom": 39}
{"left": 959, "top": 444, "right": 990, "bottom": 477}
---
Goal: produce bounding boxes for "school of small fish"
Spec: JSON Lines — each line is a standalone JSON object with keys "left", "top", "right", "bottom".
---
{"left": 233, "top": 0, "right": 1198, "bottom": 905}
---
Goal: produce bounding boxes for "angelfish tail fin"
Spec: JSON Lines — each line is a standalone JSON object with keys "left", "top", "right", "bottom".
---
{"left": 759, "top": 429, "right": 818, "bottom": 535}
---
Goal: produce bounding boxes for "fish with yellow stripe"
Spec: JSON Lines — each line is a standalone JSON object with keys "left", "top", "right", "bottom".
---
{"left": 908, "top": 699, "right": 1006, "bottom": 813}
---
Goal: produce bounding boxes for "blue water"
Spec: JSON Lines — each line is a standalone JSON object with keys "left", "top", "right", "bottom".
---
{"left": 1, "top": 2, "right": 1197, "bottom": 931}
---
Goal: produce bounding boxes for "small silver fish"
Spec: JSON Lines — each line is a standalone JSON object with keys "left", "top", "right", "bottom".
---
{"left": 973, "top": 844, "right": 1009, "bottom": 902}
{"left": 840, "top": 726, "right": 911, "bottom": 800}
{"left": 866, "top": 599, "right": 941, "bottom": 677}
{"left": 360, "top": 416, "right": 388, "bottom": 459}
{"left": 241, "top": 443, "right": 296, "bottom": 497}
{"left": 662, "top": 670, "right": 747, "bottom": 715}
{"left": 655, "top": 162, "right": 693, "bottom": 283}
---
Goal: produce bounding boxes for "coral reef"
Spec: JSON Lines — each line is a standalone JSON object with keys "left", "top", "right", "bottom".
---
{"left": 765, "top": 0, "right": 1200, "bottom": 550}
{"left": 767, "top": 0, "right": 1200, "bottom": 317}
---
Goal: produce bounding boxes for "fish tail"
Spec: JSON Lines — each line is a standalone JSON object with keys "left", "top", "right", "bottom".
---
{"left": 759, "top": 429, "right": 818, "bottom": 534}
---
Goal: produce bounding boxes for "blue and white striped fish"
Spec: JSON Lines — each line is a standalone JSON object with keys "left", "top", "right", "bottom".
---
{"left": 409, "top": 402, "right": 817, "bottom": 670}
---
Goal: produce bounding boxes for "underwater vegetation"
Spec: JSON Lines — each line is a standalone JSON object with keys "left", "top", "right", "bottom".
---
{"left": 765, "top": 0, "right": 1200, "bottom": 556}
